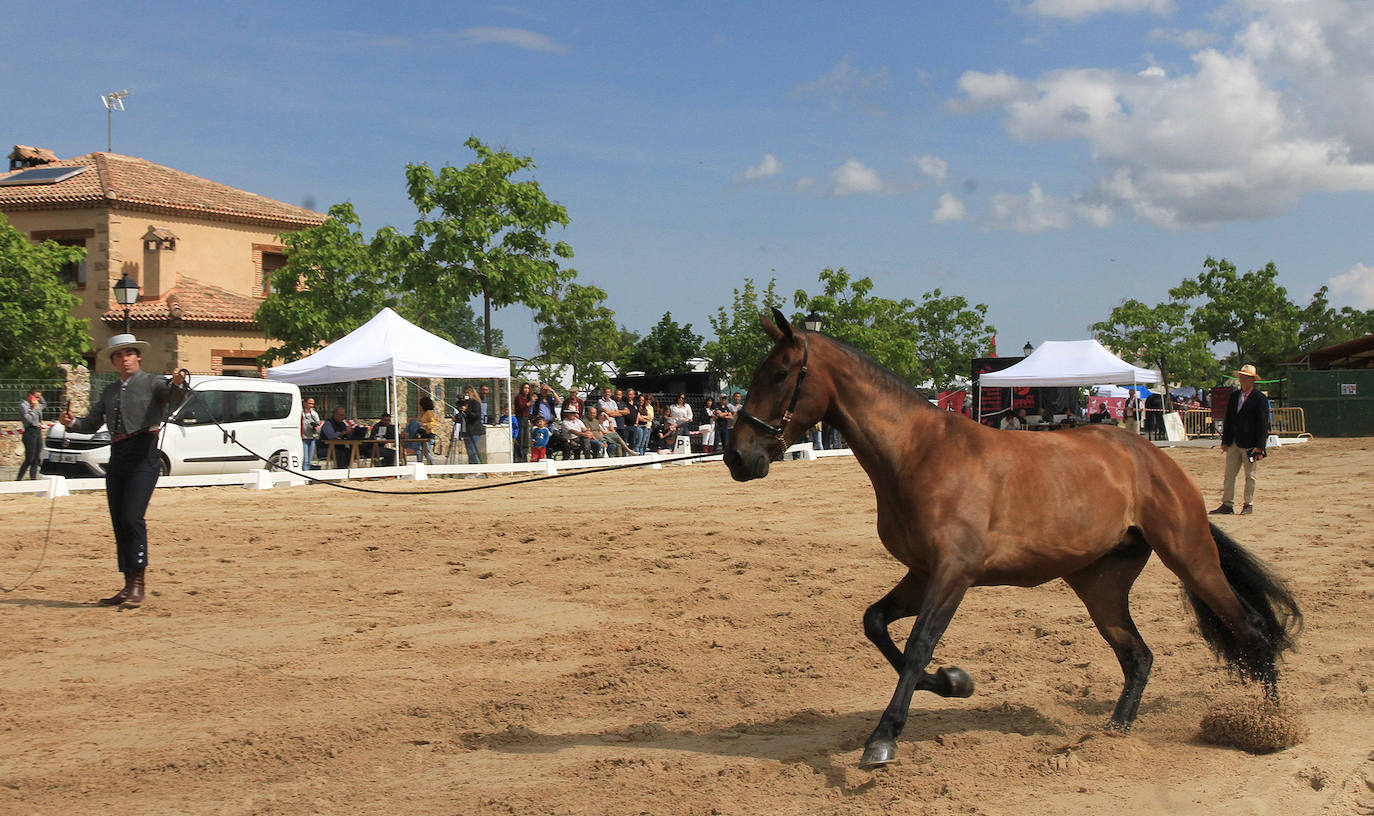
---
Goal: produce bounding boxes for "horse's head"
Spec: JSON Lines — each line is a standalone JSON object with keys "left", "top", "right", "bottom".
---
{"left": 724, "top": 308, "right": 825, "bottom": 481}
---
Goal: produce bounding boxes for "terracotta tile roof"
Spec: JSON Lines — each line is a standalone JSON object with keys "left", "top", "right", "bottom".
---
{"left": 0, "top": 152, "right": 326, "bottom": 228}
{"left": 9, "top": 145, "right": 58, "bottom": 166}
{"left": 104, "top": 275, "right": 263, "bottom": 327}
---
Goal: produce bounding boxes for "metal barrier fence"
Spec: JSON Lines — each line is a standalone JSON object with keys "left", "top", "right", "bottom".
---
{"left": 0, "top": 381, "right": 66, "bottom": 421}
{"left": 1179, "top": 407, "right": 1308, "bottom": 438}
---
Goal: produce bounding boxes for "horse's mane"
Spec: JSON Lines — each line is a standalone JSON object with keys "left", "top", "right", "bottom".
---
{"left": 819, "top": 334, "right": 939, "bottom": 410}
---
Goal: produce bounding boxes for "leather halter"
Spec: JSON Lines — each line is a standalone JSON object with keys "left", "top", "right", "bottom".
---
{"left": 736, "top": 331, "right": 810, "bottom": 444}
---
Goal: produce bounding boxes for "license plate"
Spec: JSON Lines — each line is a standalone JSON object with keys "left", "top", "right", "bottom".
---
{"left": 49, "top": 451, "right": 77, "bottom": 463}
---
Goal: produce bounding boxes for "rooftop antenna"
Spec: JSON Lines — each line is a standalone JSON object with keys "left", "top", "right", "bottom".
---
{"left": 101, "top": 88, "right": 133, "bottom": 152}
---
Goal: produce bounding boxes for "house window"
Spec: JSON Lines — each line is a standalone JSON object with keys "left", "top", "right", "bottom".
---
{"left": 32, "top": 230, "right": 92, "bottom": 290}
{"left": 220, "top": 356, "right": 262, "bottom": 377}
{"left": 254, "top": 244, "right": 288, "bottom": 297}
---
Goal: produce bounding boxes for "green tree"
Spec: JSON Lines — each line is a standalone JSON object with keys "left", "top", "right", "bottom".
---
{"left": 255, "top": 203, "right": 406, "bottom": 365}
{"left": 1298, "top": 285, "right": 1374, "bottom": 350}
{"left": 621, "top": 312, "right": 702, "bottom": 375}
{"left": 0, "top": 214, "right": 88, "bottom": 378}
{"left": 1170, "top": 258, "right": 1300, "bottom": 374}
{"left": 792, "top": 268, "right": 994, "bottom": 390}
{"left": 1092, "top": 298, "right": 1217, "bottom": 394}
{"left": 403, "top": 137, "right": 574, "bottom": 356}
{"left": 703, "top": 277, "right": 784, "bottom": 386}
{"left": 426, "top": 298, "right": 505, "bottom": 355}
{"left": 535, "top": 281, "right": 626, "bottom": 388}
{"left": 908, "top": 288, "right": 996, "bottom": 391}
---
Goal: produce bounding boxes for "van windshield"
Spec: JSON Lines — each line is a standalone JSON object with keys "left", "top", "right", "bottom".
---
{"left": 174, "top": 390, "right": 292, "bottom": 425}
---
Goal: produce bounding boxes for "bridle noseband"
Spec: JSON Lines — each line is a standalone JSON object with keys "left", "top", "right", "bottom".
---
{"left": 737, "top": 331, "right": 810, "bottom": 444}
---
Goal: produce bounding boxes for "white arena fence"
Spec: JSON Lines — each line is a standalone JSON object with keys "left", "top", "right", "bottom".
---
{"left": 1, "top": 442, "right": 853, "bottom": 499}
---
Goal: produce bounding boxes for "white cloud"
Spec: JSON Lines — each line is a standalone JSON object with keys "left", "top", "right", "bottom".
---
{"left": 744, "top": 154, "right": 783, "bottom": 180}
{"left": 1328, "top": 263, "right": 1374, "bottom": 309}
{"left": 1148, "top": 27, "right": 1221, "bottom": 49}
{"left": 931, "top": 193, "right": 967, "bottom": 223}
{"left": 458, "top": 27, "right": 568, "bottom": 53}
{"left": 1028, "top": 0, "right": 1174, "bottom": 23}
{"left": 987, "top": 183, "right": 1073, "bottom": 232}
{"left": 914, "top": 154, "right": 949, "bottom": 184}
{"left": 948, "top": 2, "right": 1374, "bottom": 229}
{"left": 790, "top": 56, "right": 891, "bottom": 115}
{"left": 830, "top": 159, "right": 889, "bottom": 196}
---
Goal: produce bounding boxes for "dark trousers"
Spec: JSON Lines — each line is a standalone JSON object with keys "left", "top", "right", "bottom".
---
{"left": 104, "top": 433, "right": 160, "bottom": 573}
{"left": 19, "top": 426, "right": 42, "bottom": 480}
{"left": 515, "top": 416, "right": 531, "bottom": 463}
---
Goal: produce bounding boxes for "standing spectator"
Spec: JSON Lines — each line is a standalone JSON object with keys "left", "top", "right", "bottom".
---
{"left": 478, "top": 384, "right": 492, "bottom": 425}
{"left": 623, "top": 389, "right": 641, "bottom": 454}
{"left": 713, "top": 393, "right": 735, "bottom": 453}
{"left": 1211, "top": 364, "right": 1270, "bottom": 516}
{"left": 699, "top": 397, "right": 716, "bottom": 453}
{"left": 634, "top": 393, "right": 652, "bottom": 454}
{"left": 513, "top": 382, "right": 533, "bottom": 463}
{"left": 458, "top": 386, "right": 485, "bottom": 464}
{"left": 667, "top": 394, "right": 693, "bottom": 438}
{"left": 18, "top": 387, "right": 45, "bottom": 480}
{"left": 59, "top": 333, "right": 187, "bottom": 607}
{"left": 531, "top": 383, "right": 560, "bottom": 427}
{"left": 598, "top": 387, "right": 626, "bottom": 438}
{"left": 300, "top": 397, "right": 320, "bottom": 471}
{"left": 561, "top": 387, "right": 585, "bottom": 419}
{"left": 530, "top": 416, "right": 550, "bottom": 462}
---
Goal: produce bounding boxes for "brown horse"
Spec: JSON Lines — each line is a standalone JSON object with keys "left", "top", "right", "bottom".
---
{"left": 723, "top": 309, "right": 1301, "bottom": 768}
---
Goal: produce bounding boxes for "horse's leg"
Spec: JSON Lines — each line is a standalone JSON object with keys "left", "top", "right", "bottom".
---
{"left": 863, "top": 571, "right": 976, "bottom": 696}
{"left": 1062, "top": 536, "right": 1154, "bottom": 731}
{"left": 860, "top": 575, "right": 969, "bottom": 768}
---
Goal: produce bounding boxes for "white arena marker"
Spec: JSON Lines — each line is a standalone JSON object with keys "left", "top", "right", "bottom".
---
{"left": 42, "top": 474, "right": 69, "bottom": 498}
{"left": 245, "top": 469, "right": 274, "bottom": 490}
{"left": 543, "top": 459, "right": 558, "bottom": 476}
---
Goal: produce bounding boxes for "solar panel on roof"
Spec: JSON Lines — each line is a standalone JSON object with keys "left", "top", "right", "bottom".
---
{"left": 0, "top": 166, "right": 89, "bottom": 186}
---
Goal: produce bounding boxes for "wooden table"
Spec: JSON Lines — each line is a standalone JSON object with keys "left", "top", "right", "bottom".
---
{"left": 321, "top": 438, "right": 396, "bottom": 468}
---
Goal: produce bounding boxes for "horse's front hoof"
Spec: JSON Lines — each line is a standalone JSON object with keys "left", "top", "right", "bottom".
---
{"left": 936, "top": 666, "right": 975, "bottom": 698}
{"left": 859, "top": 739, "right": 898, "bottom": 768}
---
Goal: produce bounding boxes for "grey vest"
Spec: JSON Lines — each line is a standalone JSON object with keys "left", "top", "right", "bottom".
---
{"left": 72, "top": 371, "right": 186, "bottom": 437}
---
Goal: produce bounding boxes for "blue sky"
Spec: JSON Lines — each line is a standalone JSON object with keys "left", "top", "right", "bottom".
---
{"left": 8, "top": 0, "right": 1374, "bottom": 358}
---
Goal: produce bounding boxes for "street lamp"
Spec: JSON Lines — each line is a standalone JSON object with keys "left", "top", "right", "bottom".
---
{"left": 114, "top": 274, "right": 140, "bottom": 334}
{"left": 804, "top": 310, "right": 823, "bottom": 332}
{"left": 1023, "top": 341, "right": 1034, "bottom": 357}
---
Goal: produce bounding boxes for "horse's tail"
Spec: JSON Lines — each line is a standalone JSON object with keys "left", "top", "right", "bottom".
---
{"left": 1185, "top": 524, "right": 1302, "bottom": 683}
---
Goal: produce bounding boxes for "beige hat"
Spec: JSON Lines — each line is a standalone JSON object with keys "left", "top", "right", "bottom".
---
{"left": 1234, "top": 364, "right": 1259, "bottom": 379}
{"left": 102, "top": 333, "right": 149, "bottom": 359}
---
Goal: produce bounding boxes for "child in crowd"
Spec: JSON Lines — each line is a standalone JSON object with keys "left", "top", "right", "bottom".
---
{"left": 530, "top": 416, "right": 550, "bottom": 462}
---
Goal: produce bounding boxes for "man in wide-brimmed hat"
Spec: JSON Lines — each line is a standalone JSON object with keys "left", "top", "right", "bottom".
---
{"left": 1211, "top": 364, "right": 1270, "bottom": 516}
{"left": 60, "top": 334, "right": 187, "bottom": 607}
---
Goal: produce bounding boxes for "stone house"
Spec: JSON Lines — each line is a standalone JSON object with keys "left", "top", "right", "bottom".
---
{"left": 0, "top": 145, "right": 326, "bottom": 375}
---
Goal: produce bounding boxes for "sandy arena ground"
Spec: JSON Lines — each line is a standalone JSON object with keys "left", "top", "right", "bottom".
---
{"left": 1, "top": 438, "right": 1372, "bottom": 815}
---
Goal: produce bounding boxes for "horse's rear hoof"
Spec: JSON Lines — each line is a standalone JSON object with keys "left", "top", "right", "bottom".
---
{"left": 937, "top": 666, "right": 975, "bottom": 698}
{"left": 859, "top": 739, "right": 898, "bottom": 768}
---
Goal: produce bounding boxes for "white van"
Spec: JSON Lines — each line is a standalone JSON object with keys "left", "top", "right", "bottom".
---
{"left": 43, "top": 377, "right": 302, "bottom": 477}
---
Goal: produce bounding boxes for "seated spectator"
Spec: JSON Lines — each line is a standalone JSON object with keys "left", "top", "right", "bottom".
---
{"left": 590, "top": 405, "right": 629, "bottom": 457}
{"left": 368, "top": 413, "right": 397, "bottom": 465}
{"left": 1000, "top": 408, "right": 1028, "bottom": 431}
{"left": 1090, "top": 404, "right": 1112, "bottom": 424}
{"left": 320, "top": 406, "right": 354, "bottom": 467}
{"left": 561, "top": 408, "right": 601, "bottom": 459}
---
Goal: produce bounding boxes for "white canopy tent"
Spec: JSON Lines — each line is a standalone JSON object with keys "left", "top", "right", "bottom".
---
{"left": 977, "top": 340, "right": 1160, "bottom": 425}
{"left": 266, "top": 307, "right": 511, "bottom": 449}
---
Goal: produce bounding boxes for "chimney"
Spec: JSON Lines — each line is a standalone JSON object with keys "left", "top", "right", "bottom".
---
{"left": 9, "top": 145, "right": 58, "bottom": 171}
{"left": 141, "top": 226, "right": 179, "bottom": 299}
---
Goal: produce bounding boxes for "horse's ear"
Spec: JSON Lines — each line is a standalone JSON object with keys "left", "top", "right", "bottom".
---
{"left": 762, "top": 307, "right": 794, "bottom": 342}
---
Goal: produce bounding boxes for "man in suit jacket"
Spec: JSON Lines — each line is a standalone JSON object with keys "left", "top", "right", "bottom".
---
{"left": 1211, "top": 364, "right": 1270, "bottom": 516}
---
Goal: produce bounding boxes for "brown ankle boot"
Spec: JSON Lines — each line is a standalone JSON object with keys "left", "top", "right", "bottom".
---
{"left": 121, "top": 569, "right": 146, "bottom": 608}
{"left": 99, "top": 573, "right": 133, "bottom": 606}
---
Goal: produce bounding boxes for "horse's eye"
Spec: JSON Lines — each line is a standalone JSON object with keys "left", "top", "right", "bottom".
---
{"left": 772, "top": 369, "right": 788, "bottom": 384}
